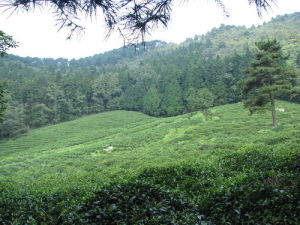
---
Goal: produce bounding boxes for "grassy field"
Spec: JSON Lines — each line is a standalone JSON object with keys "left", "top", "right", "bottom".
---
{"left": 0, "top": 101, "right": 299, "bottom": 224}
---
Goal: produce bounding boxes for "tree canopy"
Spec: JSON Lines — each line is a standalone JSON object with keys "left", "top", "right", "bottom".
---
{"left": 0, "top": 30, "right": 17, "bottom": 121}
{"left": 187, "top": 88, "right": 214, "bottom": 121}
{"left": 0, "top": 30, "right": 17, "bottom": 56}
{"left": 242, "top": 39, "right": 297, "bottom": 127}
{"left": 1, "top": 0, "right": 277, "bottom": 44}
{"left": 1, "top": 13, "right": 299, "bottom": 138}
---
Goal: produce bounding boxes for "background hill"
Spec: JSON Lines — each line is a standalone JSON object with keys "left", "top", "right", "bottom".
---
{"left": 190, "top": 12, "right": 300, "bottom": 61}
{"left": 0, "top": 13, "right": 300, "bottom": 139}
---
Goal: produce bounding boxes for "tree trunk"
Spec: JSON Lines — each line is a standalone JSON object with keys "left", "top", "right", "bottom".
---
{"left": 271, "top": 94, "right": 277, "bottom": 127}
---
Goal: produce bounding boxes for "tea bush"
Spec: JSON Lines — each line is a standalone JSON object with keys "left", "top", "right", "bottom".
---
{"left": 67, "top": 180, "right": 206, "bottom": 225}
{"left": 0, "top": 102, "right": 299, "bottom": 224}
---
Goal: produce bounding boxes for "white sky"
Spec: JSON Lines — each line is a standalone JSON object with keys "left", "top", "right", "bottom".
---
{"left": 0, "top": 0, "right": 299, "bottom": 59}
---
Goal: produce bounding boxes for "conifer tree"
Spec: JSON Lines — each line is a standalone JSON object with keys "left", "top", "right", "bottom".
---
{"left": 242, "top": 39, "right": 297, "bottom": 127}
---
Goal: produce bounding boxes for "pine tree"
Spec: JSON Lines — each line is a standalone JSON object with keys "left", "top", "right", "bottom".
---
{"left": 242, "top": 39, "right": 297, "bottom": 127}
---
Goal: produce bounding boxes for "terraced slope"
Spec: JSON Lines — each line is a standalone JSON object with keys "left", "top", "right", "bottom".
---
{"left": 0, "top": 101, "right": 299, "bottom": 224}
{"left": 1, "top": 101, "right": 299, "bottom": 193}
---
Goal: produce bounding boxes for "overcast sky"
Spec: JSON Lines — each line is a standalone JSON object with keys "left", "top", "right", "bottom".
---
{"left": 1, "top": 0, "right": 299, "bottom": 59}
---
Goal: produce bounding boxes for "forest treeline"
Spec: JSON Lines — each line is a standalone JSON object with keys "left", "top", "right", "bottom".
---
{"left": 0, "top": 13, "right": 300, "bottom": 139}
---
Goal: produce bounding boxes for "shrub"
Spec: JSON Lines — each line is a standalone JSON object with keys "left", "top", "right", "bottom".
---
{"left": 203, "top": 174, "right": 300, "bottom": 225}
{"left": 68, "top": 180, "right": 206, "bottom": 225}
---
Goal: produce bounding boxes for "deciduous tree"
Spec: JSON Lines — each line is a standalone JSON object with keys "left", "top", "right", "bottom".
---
{"left": 186, "top": 88, "right": 214, "bottom": 121}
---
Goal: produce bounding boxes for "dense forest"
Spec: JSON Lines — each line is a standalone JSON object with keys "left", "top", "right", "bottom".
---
{"left": 0, "top": 12, "right": 300, "bottom": 139}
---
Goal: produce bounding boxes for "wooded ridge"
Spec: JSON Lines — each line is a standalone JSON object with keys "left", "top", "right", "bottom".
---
{"left": 0, "top": 12, "right": 299, "bottom": 139}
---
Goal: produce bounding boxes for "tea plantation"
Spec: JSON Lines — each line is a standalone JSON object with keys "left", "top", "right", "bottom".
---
{"left": 0, "top": 102, "right": 299, "bottom": 224}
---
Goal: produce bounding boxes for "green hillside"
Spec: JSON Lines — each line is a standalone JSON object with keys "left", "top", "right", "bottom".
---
{"left": 1, "top": 13, "right": 300, "bottom": 140}
{"left": 189, "top": 13, "right": 300, "bottom": 62}
{"left": 1, "top": 101, "right": 299, "bottom": 224}
{"left": 0, "top": 12, "right": 300, "bottom": 225}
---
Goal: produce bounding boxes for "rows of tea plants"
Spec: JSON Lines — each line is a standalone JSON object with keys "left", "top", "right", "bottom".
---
{"left": 0, "top": 101, "right": 299, "bottom": 224}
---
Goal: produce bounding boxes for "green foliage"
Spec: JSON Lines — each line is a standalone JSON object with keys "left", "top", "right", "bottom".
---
{"left": 69, "top": 181, "right": 204, "bottom": 224}
{"left": 2, "top": 14, "right": 300, "bottom": 137}
{"left": 297, "top": 52, "right": 300, "bottom": 66}
{"left": 138, "top": 164, "right": 219, "bottom": 197}
{"left": 92, "top": 73, "right": 122, "bottom": 111}
{"left": 138, "top": 149, "right": 300, "bottom": 225}
{"left": 30, "top": 104, "right": 52, "bottom": 128}
{"left": 0, "top": 98, "right": 27, "bottom": 138}
{"left": 205, "top": 174, "right": 299, "bottom": 224}
{"left": 186, "top": 88, "right": 214, "bottom": 120}
{"left": 0, "top": 30, "right": 17, "bottom": 122}
{"left": 0, "top": 101, "right": 299, "bottom": 224}
{"left": 0, "top": 30, "right": 17, "bottom": 56}
{"left": 242, "top": 39, "right": 297, "bottom": 126}
{"left": 0, "top": 86, "right": 5, "bottom": 122}
{"left": 0, "top": 186, "right": 96, "bottom": 224}
{"left": 220, "top": 149, "right": 276, "bottom": 171}
{"left": 143, "top": 85, "right": 161, "bottom": 116}
{"left": 0, "top": 12, "right": 300, "bottom": 225}
{"left": 160, "top": 79, "right": 184, "bottom": 116}
{"left": 121, "top": 83, "right": 147, "bottom": 111}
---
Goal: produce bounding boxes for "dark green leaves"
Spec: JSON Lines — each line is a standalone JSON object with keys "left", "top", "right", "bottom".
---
{"left": 0, "top": 30, "right": 17, "bottom": 57}
{"left": 242, "top": 39, "right": 297, "bottom": 125}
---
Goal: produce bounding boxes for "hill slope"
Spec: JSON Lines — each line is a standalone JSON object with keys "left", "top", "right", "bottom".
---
{"left": 0, "top": 101, "right": 299, "bottom": 224}
{"left": 1, "top": 101, "right": 300, "bottom": 223}
{"left": 188, "top": 12, "right": 300, "bottom": 62}
{"left": 1, "top": 13, "right": 300, "bottom": 139}
{"left": 1, "top": 101, "right": 299, "bottom": 189}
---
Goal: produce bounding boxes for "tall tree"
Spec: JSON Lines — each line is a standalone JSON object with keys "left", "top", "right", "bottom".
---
{"left": 92, "top": 73, "right": 122, "bottom": 111}
{"left": 143, "top": 85, "right": 161, "bottom": 116}
{"left": 0, "top": 96, "right": 27, "bottom": 139}
{"left": 242, "top": 39, "right": 297, "bottom": 127}
{"left": 29, "top": 103, "right": 52, "bottom": 128}
{"left": 0, "top": 30, "right": 17, "bottom": 122}
{"left": 160, "top": 78, "right": 184, "bottom": 116}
